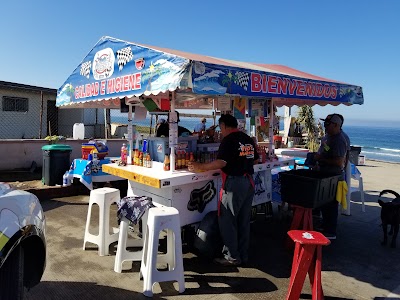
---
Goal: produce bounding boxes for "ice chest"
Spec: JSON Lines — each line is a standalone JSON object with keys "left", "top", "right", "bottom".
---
{"left": 279, "top": 169, "right": 341, "bottom": 208}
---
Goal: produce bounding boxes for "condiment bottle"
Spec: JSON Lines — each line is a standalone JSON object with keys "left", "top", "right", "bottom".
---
{"left": 121, "top": 143, "right": 128, "bottom": 165}
{"left": 146, "top": 153, "right": 151, "bottom": 168}
{"left": 177, "top": 151, "right": 182, "bottom": 169}
{"left": 163, "top": 154, "right": 170, "bottom": 171}
{"left": 185, "top": 152, "right": 189, "bottom": 168}
{"left": 139, "top": 151, "right": 143, "bottom": 166}
{"left": 134, "top": 149, "right": 139, "bottom": 165}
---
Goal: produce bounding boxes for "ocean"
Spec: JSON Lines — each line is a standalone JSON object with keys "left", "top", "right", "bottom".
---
{"left": 111, "top": 112, "right": 400, "bottom": 164}
{"left": 342, "top": 124, "right": 400, "bottom": 164}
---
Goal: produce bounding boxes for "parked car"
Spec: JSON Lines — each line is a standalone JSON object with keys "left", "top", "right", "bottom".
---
{"left": 0, "top": 182, "right": 46, "bottom": 299}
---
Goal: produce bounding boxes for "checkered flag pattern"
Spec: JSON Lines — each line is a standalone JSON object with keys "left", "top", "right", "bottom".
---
{"left": 234, "top": 71, "right": 250, "bottom": 91}
{"left": 80, "top": 61, "right": 92, "bottom": 79}
{"left": 116, "top": 47, "right": 133, "bottom": 71}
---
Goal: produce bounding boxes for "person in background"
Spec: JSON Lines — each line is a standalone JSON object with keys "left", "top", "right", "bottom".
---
{"left": 314, "top": 113, "right": 348, "bottom": 240}
{"left": 155, "top": 112, "right": 192, "bottom": 137}
{"left": 336, "top": 114, "right": 351, "bottom": 166}
{"left": 188, "top": 114, "right": 259, "bottom": 266}
{"left": 194, "top": 117, "right": 207, "bottom": 133}
{"left": 155, "top": 118, "right": 169, "bottom": 137}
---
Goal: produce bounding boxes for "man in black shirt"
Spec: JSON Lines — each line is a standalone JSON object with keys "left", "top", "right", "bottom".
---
{"left": 188, "top": 114, "right": 259, "bottom": 266}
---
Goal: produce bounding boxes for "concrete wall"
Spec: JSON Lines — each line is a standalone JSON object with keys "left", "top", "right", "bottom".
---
{"left": 0, "top": 139, "right": 127, "bottom": 170}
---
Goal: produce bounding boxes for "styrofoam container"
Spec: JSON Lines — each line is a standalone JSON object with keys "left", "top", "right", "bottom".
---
{"left": 73, "top": 123, "right": 85, "bottom": 139}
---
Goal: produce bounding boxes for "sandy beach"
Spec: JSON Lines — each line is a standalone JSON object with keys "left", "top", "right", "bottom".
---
{"left": 355, "top": 159, "right": 400, "bottom": 197}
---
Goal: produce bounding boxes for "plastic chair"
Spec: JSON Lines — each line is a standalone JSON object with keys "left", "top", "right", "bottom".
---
{"left": 140, "top": 206, "right": 185, "bottom": 297}
{"left": 114, "top": 215, "right": 147, "bottom": 273}
{"left": 83, "top": 187, "right": 120, "bottom": 256}
{"left": 343, "top": 163, "right": 365, "bottom": 215}
{"left": 351, "top": 164, "right": 365, "bottom": 212}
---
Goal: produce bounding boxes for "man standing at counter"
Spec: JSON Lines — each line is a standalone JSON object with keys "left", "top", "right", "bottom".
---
{"left": 188, "top": 114, "right": 259, "bottom": 266}
{"left": 315, "top": 113, "right": 348, "bottom": 240}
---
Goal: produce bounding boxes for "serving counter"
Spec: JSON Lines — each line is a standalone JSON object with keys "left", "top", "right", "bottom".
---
{"left": 103, "top": 157, "right": 294, "bottom": 226}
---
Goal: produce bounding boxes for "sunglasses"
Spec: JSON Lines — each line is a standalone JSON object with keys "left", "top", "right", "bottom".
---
{"left": 324, "top": 121, "right": 338, "bottom": 127}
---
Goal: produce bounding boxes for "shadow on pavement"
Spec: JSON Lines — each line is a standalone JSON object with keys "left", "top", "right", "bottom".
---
{"left": 26, "top": 281, "right": 154, "bottom": 300}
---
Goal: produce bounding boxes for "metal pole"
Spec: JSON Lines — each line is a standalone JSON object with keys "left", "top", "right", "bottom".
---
{"left": 170, "top": 92, "right": 176, "bottom": 172}
{"left": 268, "top": 99, "right": 274, "bottom": 158}
{"left": 104, "top": 108, "right": 111, "bottom": 139}
{"left": 39, "top": 91, "right": 43, "bottom": 139}
{"left": 127, "top": 100, "right": 133, "bottom": 164}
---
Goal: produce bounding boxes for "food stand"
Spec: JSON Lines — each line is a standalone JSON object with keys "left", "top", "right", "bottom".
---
{"left": 56, "top": 36, "right": 364, "bottom": 225}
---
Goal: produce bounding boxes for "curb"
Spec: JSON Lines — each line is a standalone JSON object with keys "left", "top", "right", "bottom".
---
{"left": 26, "top": 184, "right": 89, "bottom": 200}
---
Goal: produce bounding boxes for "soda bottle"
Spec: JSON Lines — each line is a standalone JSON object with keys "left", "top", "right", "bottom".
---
{"left": 121, "top": 143, "right": 128, "bottom": 165}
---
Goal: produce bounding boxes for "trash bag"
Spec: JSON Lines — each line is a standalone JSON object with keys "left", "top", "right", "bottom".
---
{"left": 193, "top": 211, "right": 223, "bottom": 259}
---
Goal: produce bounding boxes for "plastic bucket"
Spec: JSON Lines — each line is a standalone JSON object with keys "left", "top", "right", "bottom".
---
{"left": 73, "top": 123, "right": 85, "bottom": 139}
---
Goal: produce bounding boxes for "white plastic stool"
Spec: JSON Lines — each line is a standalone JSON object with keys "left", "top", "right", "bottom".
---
{"left": 140, "top": 206, "right": 185, "bottom": 297}
{"left": 83, "top": 187, "right": 120, "bottom": 256}
{"left": 114, "top": 213, "right": 148, "bottom": 273}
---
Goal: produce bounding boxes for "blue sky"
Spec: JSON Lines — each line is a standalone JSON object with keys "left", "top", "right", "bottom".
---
{"left": 1, "top": 0, "right": 399, "bottom": 125}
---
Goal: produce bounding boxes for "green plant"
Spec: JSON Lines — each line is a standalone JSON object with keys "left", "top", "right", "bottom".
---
{"left": 44, "top": 135, "right": 65, "bottom": 144}
{"left": 297, "top": 105, "right": 318, "bottom": 150}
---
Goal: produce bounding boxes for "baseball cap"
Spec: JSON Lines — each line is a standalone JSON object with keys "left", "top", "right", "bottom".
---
{"left": 320, "top": 114, "right": 343, "bottom": 127}
{"left": 201, "top": 117, "right": 206, "bottom": 122}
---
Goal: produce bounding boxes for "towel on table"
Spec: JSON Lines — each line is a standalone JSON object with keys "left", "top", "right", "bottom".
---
{"left": 336, "top": 180, "right": 348, "bottom": 209}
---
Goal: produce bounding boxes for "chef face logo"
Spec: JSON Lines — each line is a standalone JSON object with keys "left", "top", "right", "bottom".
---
{"left": 135, "top": 58, "right": 145, "bottom": 70}
{"left": 93, "top": 48, "right": 115, "bottom": 80}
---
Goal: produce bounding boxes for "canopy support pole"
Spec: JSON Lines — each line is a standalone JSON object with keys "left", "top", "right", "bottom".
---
{"left": 268, "top": 99, "right": 274, "bottom": 158}
{"left": 127, "top": 99, "right": 133, "bottom": 164}
{"left": 170, "top": 92, "right": 176, "bottom": 172}
{"left": 104, "top": 108, "right": 111, "bottom": 139}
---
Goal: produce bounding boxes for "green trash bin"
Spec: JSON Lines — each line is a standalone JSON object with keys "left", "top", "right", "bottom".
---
{"left": 42, "top": 144, "right": 72, "bottom": 186}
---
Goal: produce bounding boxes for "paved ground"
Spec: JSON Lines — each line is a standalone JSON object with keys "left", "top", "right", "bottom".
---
{"left": 4, "top": 160, "right": 400, "bottom": 299}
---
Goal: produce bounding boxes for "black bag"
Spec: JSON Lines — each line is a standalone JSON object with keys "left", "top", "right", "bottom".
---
{"left": 193, "top": 211, "right": 223, "bottom": 259}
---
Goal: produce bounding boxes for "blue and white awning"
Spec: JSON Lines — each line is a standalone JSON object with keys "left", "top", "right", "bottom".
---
{"left": 57, "top": 36, "right": 364, "bottom": 108}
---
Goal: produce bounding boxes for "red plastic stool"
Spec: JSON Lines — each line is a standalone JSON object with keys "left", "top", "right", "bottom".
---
{"left": 286, "top": 230, "right": 331, "bottom": 300}
{"left": 286, "top": 205, "right": 313, "bottom": 248}
{"left": 289, "top": 205, "right": 313, "bottom": 231}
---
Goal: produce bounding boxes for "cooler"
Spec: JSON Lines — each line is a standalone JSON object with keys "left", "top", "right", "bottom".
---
{"left": 279, "top": 169, "right": 341, "bottom": 209}
{"left": 81, "top": 141, "right": 109, "bottom": 159}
